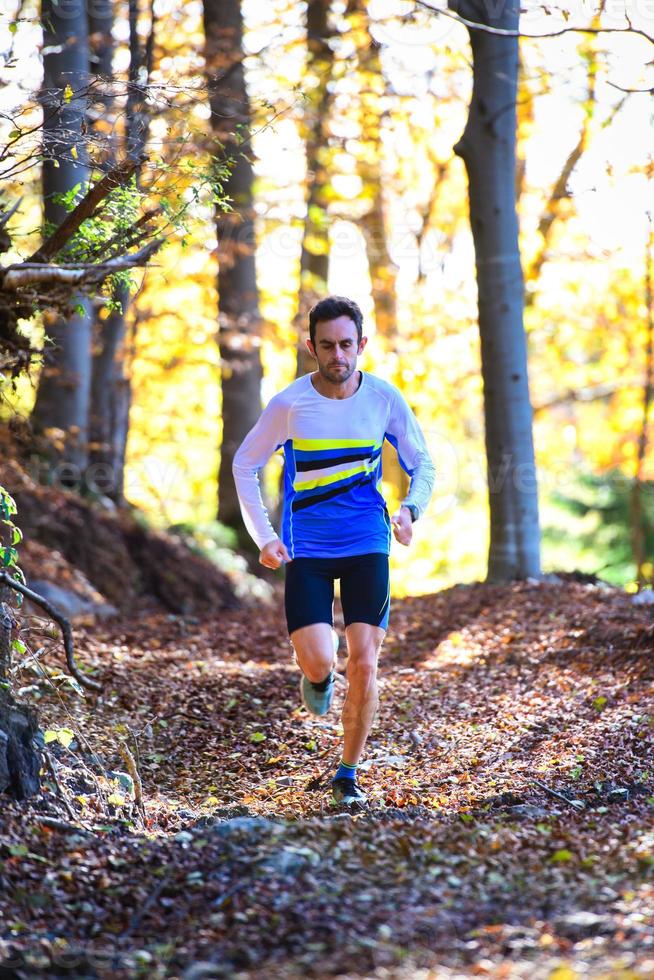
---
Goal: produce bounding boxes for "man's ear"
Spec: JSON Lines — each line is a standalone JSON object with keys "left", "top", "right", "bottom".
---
{"left": 358, "top": 335, "right": 368, "bottom": 354}
{"left": 306, "top": 338, "right": 316, "bottom": 359}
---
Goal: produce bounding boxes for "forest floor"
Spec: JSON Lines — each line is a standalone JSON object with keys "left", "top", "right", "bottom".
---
{"left": 1, "top": 576, "right": 653, "bottom": 979}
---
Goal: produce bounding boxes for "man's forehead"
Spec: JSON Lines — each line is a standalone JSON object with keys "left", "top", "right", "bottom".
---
{"left": 314, "top": 316, "right": 358, "bottom": 341}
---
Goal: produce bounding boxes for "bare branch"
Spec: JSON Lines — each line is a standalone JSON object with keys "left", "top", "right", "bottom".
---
{"left": 533, "top": 779, "right": 585, "bottom": 811}
{"left": 607, "top": 80, "right": 653, "bottom": 94}
{"left": 415, "top": 0, "right": 654, "bottom": 45}
{"left": 0, "top": 198, "right": 23, "bottom": 230}
{"left": 0, "top": 571, "right": 101, "bottom": 692}
{"left": 2, "top": 239, "right": 164, "bottom": 290}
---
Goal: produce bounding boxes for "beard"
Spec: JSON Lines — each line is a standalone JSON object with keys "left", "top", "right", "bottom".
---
{"left": 318, "top": 361, "right": 356, "bottom": 385}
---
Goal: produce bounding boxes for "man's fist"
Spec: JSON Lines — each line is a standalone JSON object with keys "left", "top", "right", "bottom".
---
{"left": 390, "top": 506, "right": 413, "bottom": 547}
{"left": 259, "top": 537, "right": 290, "bottom": 569}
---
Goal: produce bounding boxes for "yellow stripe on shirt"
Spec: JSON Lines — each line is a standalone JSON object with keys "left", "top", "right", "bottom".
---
{"left": 293, "top": 438, "right": 380, "bottom": 452}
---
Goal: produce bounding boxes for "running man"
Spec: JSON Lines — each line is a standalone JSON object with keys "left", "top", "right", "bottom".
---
{"left": 232, "top": 295, "right": 435, "bottom": 806}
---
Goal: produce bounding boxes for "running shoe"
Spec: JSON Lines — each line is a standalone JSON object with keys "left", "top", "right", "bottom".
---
{"left": 298, "top": 629, "right": 340, "bottom": 716}
{"left": 300, "top": 670, "right": 336, "bottom": 716}
{"left": 331, "top": 777, "right": 368, "bottom": 807}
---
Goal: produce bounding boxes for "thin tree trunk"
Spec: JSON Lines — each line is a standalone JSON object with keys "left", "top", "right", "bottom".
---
{"left": 630, "top": 203, "right": 654, "bottom": 589}
{"left": 112, "top": 0, "right": 155, "bottom": 502}
{"left": 449, "top": 0, "right": 541, "bottom": 581}
{"left": 348, "top": 3, "right": 406, "bottom": 497}
{"left": 32, "top": 0, "right": 93, "bottom": 481}
{"left": 87, "top": 0, "right": 122, "bottom": 500}
{"left": 295, "top": 0, "right": 334, "bottom": 379}
{"left": 87, "top": 0, "right": 154, "bottom": 504}
{"left": 203, "top": 0, "right": 264, "bottom": 536}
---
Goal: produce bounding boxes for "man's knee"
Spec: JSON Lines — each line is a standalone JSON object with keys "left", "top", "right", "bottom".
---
{"left": 290, "top": 624, "right": 334, "bottom": 679}
{"left": 346, "top": 650, "right": 378, "bottom": 685}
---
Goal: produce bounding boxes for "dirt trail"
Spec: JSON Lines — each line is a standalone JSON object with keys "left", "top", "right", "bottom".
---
{"left": 1, "top": 579, "right": 653, "bottom": 978}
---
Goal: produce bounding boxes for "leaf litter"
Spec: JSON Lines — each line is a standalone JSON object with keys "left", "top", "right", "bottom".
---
{"left": 1, "top": 577, "right": 653, "bottom": 978}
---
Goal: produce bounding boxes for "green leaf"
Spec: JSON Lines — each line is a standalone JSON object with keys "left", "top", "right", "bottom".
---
{"left": 44, "top": 728, "right": 74, "bottom": 748}
{"left": 250, "top": 731, "right": 266, "bottom": 743}
{"left": 58, "top": 728, "right": 74, "bottom": 748}
{"left": 592, "top": 695, "right": 607, "bottom": 710}
{"left": 11, "top": 638, "right": 26, "bottom": 656}
{"left": 550, "top": 849, "right": 574, "bottom": 863}
{"left": 8, "top": 844, "right": 28, "bottom": 857}
{"left": 8, "top": 22, "right": 17, "bottom": 34}
{"left": 0, "top": 547, "right": 18, "bottom": 567}
{"left": 107, "top": 792, "right": 126, "bottom": 806}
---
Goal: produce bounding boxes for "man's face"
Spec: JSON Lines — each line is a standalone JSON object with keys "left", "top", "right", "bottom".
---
{"left": 307, "top": 315, "right": 367, "bottom": 384}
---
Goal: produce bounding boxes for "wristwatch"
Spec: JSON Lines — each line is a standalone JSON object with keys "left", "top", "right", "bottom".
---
{"left": 402, "top": 503, "right": 419, "bottom": 523}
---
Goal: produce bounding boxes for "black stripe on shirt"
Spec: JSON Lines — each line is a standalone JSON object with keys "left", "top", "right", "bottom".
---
{"left": 295, "top": 448, "right": 378, "bottom": 472}
{"left": 291, "top": 474, "right": 372, "bottom": 512}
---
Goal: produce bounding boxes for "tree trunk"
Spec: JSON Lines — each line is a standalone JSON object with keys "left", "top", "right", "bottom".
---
{"left": 88, "top": 287, "right": 131, "bottom": 500}
{"left": 203, "top": 0, "right": 264, "bottom": 536}
{"left": 450, "top": 0, "right": 541, "bottom": 581}
{"left": 630, "top": 205, "right": 654, "bottom": 590}
{"left": 295, "top": 0, "right": 334, "bottom": 379}
{"left": 32, "top": 0, "right": 93, "bottom": 481}
{"left": 349, "top": 5, "right": 407, "bottom": 498}
{"left": 88, "top": 0, "right": 153, "bottom": 504}
{"left": 87, "top": 0, "right": 122, "bottom": 501}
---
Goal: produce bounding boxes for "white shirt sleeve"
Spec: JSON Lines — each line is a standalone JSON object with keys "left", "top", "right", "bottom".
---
{"left": 387, "top": 389, "right": 436, "bottom": 519}
{"left": 232, "top": 394, "right": 288, "bottom": 550}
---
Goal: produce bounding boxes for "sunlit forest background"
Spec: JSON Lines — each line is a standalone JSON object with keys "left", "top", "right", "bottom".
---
{"left": 1, "top": 0, "right": 653, "bottom": 596}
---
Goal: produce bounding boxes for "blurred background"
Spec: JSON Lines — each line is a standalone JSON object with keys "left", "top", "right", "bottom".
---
{"left": 1, "top": 0, "right": 652, "bottom": 597}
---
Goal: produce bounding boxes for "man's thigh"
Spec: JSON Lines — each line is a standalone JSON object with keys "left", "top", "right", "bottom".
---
{"left": 339, "top": 553, "right": 390, "bottom": 632}
{"left": 284, "top": 557, "right": 336, "bottom": 635}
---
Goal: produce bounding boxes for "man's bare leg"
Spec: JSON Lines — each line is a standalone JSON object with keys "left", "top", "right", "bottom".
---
{"left": 289, "top": 623, "right": 335, "bottom": 682}
{"left": 341, "top": 622, "right": 385, "bottom": 765}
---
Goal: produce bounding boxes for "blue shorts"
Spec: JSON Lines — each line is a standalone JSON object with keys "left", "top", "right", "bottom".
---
{"left": 284, "top": 552, "right": 390, "bottom": 636}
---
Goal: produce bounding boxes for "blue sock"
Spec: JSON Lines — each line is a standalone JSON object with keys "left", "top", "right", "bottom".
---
{"left": 334, "top": 760, "right": 358, "bottom": 782}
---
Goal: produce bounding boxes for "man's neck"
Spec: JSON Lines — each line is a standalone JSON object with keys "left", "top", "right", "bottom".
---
{"left": 311, "top": 370, "right": 362, "bottom": 400}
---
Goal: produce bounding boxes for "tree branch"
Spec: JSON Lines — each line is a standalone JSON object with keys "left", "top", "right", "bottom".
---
{"left": 0, "top": 571, "right": 101, "bottom": 692}
{"left": 87, "top": 205, "right": 162, "bottom": 262}
{"left": 0, "top": 197, "right": 22, "bottom": 231}
{"left": 2, "top": 239, "right": 163, "bottom": 290}
{"left": 29, "top": 155, "right": 146, "bottom": 263}
{"left": 416, "top": 0, "right": 654, "bottom": 45}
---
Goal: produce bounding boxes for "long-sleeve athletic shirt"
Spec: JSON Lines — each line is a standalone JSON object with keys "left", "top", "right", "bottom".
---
{"left": 232, "top": 371, "right": 436, "bottom": 559}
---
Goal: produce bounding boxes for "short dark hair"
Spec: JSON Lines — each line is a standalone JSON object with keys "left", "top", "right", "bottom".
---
{"left": 308, "top": 295, "right": 363, "bottom": 347}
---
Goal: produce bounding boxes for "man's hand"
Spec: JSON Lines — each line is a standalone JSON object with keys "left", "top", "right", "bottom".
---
{"left": 259, "top": 537, "right": 290, "bottom": 569}
{"left": 390, "top": 506, "right": 413, "bottom": 547}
